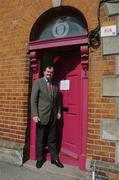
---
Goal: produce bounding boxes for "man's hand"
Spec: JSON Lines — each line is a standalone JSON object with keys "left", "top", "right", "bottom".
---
{"left": 32, "top": 116, "right": 40, "bottom": 123}
{"left": 57, "top": 112, "right": 61, "bottom": 119}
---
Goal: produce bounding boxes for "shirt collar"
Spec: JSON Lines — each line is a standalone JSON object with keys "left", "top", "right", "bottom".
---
{"left": 44, "top": 76, "right": 51, "bottom": 83}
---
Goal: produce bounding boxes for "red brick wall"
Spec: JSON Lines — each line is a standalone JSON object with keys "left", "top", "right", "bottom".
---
{"left": 87, "top": 5, "right": 116, "bottom": 163}
{"left": 0, "top": 0, "right": 50, "bottom": 144}
{"left": 0, "top": 0, "right": 117, "bottom": 165}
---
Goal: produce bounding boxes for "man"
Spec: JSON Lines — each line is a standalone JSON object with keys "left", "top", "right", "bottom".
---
{"left": 31, "top": 65, "right": 64, "bottom": 168}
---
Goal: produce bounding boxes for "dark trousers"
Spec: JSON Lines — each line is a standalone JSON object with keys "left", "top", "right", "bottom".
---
{"left": 36, "top": 112, "right": 58, "bottom": 162}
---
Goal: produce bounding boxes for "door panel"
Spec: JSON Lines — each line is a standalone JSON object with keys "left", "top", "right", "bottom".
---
{"left": 68, "top": 75, "right": 80, "bottom": 114}
{"left": 62, "top": 114, "right": 80, "bottom": 149}
{"left": 54, "top": 49, "right": 81, "bottom": 160}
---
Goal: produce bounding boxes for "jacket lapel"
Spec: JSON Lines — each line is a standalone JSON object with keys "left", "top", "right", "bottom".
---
{"left": 41, "top": 77, "right": 57, "bottom": 99}
{"left": 41, "top": 77, "right": 53, "bottom": 99}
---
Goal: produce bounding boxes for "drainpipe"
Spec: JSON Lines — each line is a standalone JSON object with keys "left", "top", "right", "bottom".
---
{"left": 92, "top": 161, "right": 96, "bottom": 180}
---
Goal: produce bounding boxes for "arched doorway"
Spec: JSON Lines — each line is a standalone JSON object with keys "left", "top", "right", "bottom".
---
{"left": 29, "top": 6, "right": 88, "bottom": 170}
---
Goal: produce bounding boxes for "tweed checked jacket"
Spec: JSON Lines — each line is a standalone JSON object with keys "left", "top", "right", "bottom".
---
{"left": 31, "top": 77, "right": 61, "bottom": 125}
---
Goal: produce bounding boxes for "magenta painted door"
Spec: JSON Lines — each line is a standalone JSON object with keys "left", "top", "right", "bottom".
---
{"left": 29, "top": 36, "right": 88, "bottom": 170}
{"left": 54, "top": 49, "right": 81, "bottom": 164}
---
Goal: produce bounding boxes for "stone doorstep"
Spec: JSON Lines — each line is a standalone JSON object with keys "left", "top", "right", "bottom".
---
{"left": 24, "top": 160, "right": 91, "bottom": 180}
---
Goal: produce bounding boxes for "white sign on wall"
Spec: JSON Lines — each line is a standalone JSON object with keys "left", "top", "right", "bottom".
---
{"left": 101, "top": 25, "right": 117, "bottom": 37}
{"left": 60, "top": 80, "right": 70, "bottom": 90}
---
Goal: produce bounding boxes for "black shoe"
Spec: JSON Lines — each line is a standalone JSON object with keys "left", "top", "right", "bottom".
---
{"left": 36, "top": 160, "right": 45, "bottom": 168}
{"left": 51, "top": 160, "right": 64, "bottom": 168}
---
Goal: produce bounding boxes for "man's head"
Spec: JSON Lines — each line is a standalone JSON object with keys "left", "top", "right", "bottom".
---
{"left": 43, "top": 65, "right": 54, "bottom": 81}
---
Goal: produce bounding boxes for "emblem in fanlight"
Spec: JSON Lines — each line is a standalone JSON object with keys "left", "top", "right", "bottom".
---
{"left": 52, "top": 22, "right": 69, "bottom": 38}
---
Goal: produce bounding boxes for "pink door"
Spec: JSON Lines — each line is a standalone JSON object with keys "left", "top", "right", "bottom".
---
{"left": 29, "top": 37, "right": 88, "bottom": 170}
{"left": 54, "top": 49, "right": 82, "bottom": 165}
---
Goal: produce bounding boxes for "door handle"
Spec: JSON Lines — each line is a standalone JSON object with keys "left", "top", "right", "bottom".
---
{"left": 62, "top": 107, "right": 69, "bottom": 112}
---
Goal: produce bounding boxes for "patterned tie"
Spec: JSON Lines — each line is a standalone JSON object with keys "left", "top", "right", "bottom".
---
{"left": 47, "top": 80, "right": 52, "bottom": 92}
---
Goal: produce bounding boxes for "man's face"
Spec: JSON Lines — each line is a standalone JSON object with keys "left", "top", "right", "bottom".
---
{"left": 43, "top": 67, "right": 54, "bottom": 80}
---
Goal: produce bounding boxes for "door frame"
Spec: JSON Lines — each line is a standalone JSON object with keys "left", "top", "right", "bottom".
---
{"left": 29, "top": 35, "right": 89, "bottom": 170}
